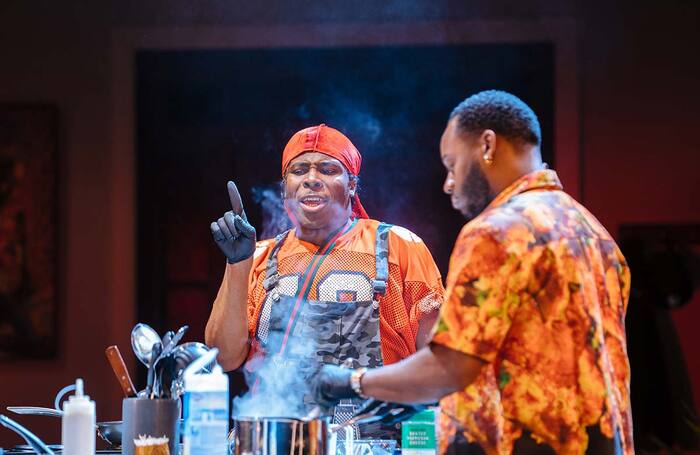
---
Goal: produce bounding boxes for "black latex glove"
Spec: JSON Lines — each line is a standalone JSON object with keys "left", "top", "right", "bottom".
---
{"left": 210, "top": 181, "right": 257, "bottom": 263}
{"left": 313, "top": 364, "right": 358, "bottom": 409}
{"left": 354, "top": 398, "right": 428, "bottom": 426}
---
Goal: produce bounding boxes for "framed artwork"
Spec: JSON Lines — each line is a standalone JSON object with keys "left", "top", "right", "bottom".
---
{"left": 0, "top": 105, "right": 58, "bottom": 359}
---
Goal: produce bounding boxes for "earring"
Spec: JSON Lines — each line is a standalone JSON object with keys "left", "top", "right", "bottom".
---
{"left": 483, "top": 153, "right": 494, "bottom": 165}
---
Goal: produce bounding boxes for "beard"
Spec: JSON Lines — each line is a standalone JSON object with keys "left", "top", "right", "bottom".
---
{"left": 458, "top": 163, "right": 494, "bottom": 221}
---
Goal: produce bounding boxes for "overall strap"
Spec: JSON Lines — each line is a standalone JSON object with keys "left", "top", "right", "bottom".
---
{"left": 373, "top": 222, "right": 392, "bottom": 300}
{"left": 261, "top": 230, "right": 291, "bottom": 292}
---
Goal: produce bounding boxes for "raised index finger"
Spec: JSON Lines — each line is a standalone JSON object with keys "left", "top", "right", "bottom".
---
{"left": 227, "top": 181, "right": 247, "bottom": 219}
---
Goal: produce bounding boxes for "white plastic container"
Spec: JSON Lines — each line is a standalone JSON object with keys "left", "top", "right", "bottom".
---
{"left": 182, "top": 348, "right": 229, "bottom": 455}
{"left": 61, "top": 378, "right": 95, "bottom": 455}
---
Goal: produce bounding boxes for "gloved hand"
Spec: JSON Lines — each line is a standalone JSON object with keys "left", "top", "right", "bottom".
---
{"left": 313, "top": 364, "right": 358, "bottom": 409}
{"left": 210, "top": 181, "right": 257, "bottom": 263}
{"left": 353, "top": 398, "right": 427, "bottom": 426}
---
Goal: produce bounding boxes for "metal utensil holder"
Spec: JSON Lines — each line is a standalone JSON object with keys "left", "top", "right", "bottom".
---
{"left": 121, "top": 397, "right": 180, "bottom": 455}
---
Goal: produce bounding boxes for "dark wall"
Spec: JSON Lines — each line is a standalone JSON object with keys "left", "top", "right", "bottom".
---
{"left": 580, "top": 2, "right": 700, "bottom": 450}
{"left": 0, "top": 0, "right": 698, "bottom": 450}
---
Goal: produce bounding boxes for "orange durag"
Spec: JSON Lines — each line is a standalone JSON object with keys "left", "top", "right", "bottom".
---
{"left": 281, "top": 124, "right": 369, "bottom": 219}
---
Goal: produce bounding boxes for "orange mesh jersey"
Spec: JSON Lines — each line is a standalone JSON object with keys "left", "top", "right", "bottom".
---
{"left": 432, "top": 170, "right": 633, "bottom": 455}
{"left": 243, "top": 219, "right": 444, "bottom": 365}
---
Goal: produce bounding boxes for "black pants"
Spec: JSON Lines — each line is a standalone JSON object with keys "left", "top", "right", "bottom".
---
{"left": 444, "top": 425, "right": 621, "bottom": 455}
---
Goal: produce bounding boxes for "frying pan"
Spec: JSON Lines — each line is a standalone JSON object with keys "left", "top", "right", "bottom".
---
{"left": 6, "top": 407, "right": 123, "bottom": 448}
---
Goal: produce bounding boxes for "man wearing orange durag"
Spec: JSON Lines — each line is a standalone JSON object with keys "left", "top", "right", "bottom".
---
{"left": 314, "top": 91, "right": 633, "bottom": 454}
{"left": 205, "top": 125, "right": 443, "bottom": 428}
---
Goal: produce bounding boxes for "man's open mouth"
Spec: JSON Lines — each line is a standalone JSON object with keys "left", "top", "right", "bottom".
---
{"left": 299, "top": 195, "right": 328, "bottom": 209}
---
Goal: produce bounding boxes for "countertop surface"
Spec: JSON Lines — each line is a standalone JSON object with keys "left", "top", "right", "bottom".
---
{"left": 1, "top": 446, "right": 120, "bottom": 454}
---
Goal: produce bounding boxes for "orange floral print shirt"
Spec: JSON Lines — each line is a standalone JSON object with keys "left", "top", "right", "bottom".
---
{"left": 431, "top": 170, "right": 633, "bottom": 455}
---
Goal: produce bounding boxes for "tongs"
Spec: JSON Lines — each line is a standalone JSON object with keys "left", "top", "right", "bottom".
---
{"left": 329, "top": 399, "right": 392, "bottom": 433}
{"left": 330, "top": 410, "right": 381, "bottom": 433}
{"left": 302, "top": 403, "right": 385, "bottom": 433}
{"left": 330, "top": 399, "right": 426, "bottom": 433}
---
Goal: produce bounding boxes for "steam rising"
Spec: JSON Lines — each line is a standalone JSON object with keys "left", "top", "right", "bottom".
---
{"left": 233, "top": 330, "right": 318, "bottom": 418}
{"left": 251, "top": 184, "right": 292, "bottom": 239}
{"left": 302, "top": 94, "right": 383, "bottom": 145}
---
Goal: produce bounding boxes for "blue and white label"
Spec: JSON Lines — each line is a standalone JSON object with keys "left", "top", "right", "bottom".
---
{"left": 183, "top": 390, "right": 229, "bottom": 455}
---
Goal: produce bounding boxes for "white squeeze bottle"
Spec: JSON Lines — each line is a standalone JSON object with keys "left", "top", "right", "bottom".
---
{"left": 61, "top": 378, "right": 95, "bottom": 455}
{"left": 182, "top": 348, "right": 229, "bottom": 455}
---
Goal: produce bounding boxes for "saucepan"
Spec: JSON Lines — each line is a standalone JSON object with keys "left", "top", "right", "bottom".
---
{"left": 230, "top": 416, "right": 331, "bottom": 455}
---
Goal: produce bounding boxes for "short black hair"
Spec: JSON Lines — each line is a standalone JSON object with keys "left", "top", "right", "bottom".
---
{"left": 450, "top": 90, "right": 541, "bottom": 146}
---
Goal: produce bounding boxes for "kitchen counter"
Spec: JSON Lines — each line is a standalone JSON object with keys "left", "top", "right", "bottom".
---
{"left": 1, "top": 449, "right": 120, "bottom": 455}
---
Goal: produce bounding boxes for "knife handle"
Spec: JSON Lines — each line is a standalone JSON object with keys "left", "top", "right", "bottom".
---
{"left": 105, "top": 345, "right": 137, "bottom": 397}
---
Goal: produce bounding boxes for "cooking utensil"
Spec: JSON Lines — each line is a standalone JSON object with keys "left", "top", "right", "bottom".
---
{"left": 96, "top": 421, "right": 122, "bottom": 448}
{"left": 172, "top": 342, "right": 215, "bottom": 372}
{"left": 151, "top": 325, "right": 187, "bottom": 398}
{"left": 0, "top": 414, "right": 55, "bottom": 454}
{"left": 146, "top": 342, "right": 162, "bottom": 399}
{"left": 6, "top": 407, "right": 123, "bottom": 448}
{"left": 168, "top": 342, "right": 217, "bottom": 398}
{"left": 161, "top": 331, "right": 174, "bottom": 351}
{"left": 105, "top": 345, "right": 137, "bottom": 398}
{"left": 169, "top": 325, "right": 188, "bottom": 349}
{"left": 6, "top": 407, "right": 62, "bottom": 418}
{"left": 154, "top": 354, "right": 177, "bottom": 399}
{"left": 182, "top": 347, "right": 218, "bottom": 377}
{"left": 151, "top": 350, "right": 170, "bottom": 399}
{"left": 131, "top": 323, "right": 161, "bottom": 367}
{"left": 148, "top": 324, "right": 192, "bottom": 399}
{"left": 330, "top": 399, "right": 420, "bottom": 434}
{"left": 330, "top": 411, "right": 378, "bottom": 433}
{"left": 230, "top": 417, "right": 330, "bottom": 455}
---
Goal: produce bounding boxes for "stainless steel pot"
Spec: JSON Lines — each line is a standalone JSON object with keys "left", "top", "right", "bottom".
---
{"left": 230, "top": 417, "right": 330, "bottom": 455}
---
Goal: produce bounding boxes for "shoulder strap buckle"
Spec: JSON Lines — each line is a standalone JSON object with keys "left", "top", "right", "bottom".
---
{"left": 373, "top": 222, "right": 392, "bottom": 300}
{"left": 372, "top": 279, "right": 387, "bottom": 298}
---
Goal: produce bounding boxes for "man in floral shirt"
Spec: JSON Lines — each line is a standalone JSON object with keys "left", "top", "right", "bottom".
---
{"left": 314, "top": 90, "right": 633, "bottom": 454}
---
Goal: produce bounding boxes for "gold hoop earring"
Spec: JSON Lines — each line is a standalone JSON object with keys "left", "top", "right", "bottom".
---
{"left": 483, "top": 153, "right": 494, "bottom": 165}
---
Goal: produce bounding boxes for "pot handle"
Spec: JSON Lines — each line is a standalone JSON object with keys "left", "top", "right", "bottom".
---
{"left": 6, "top": 407, "right": 63, "bottom": 418}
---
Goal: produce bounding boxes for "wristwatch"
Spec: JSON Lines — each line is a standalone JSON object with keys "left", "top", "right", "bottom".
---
{"left": 350, "top": 367, "right": 368, "bottom": 398}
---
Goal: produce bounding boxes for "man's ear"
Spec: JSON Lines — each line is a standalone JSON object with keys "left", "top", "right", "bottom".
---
{"left": 348, "top": 176, "right": 358, "bottom": 197}
{"left": 481, "top": 129, "right": 497, "bottom": 165}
